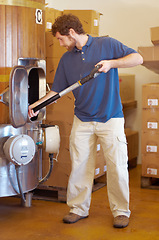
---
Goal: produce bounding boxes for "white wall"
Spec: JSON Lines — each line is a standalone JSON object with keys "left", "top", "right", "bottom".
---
{"left": 46, "top": 0, "right": 159, "bottom": 164}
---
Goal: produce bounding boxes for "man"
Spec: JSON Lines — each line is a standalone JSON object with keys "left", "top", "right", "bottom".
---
{"left": 28, "top": 14, "right": 143, "bottom": 228}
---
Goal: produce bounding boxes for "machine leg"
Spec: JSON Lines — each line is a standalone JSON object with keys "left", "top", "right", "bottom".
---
{"left": 21, "top": 192, "right": 33, "bottom": 207}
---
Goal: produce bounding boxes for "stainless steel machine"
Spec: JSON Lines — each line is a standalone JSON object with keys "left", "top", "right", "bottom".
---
{"left": 0, "top": 58, "right": 60, "bottom": 207}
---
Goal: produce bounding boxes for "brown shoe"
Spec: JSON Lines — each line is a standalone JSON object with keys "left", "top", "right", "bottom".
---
{"left": 113, "top": 215, "right": 129, "bottom": 228}
{"left": 63, "top": 213, "right": 88, "bottom": 224}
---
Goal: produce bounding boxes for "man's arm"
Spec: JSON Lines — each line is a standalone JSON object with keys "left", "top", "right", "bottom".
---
{"left": 97, "top": 53, "right": 143, "bottom": 73}
{"left": 28, "top": 90, "right": 57, "bottom": 118}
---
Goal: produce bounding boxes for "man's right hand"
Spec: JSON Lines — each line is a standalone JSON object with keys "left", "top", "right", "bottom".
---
{"left": 28, "top": 90, "right": 57, "bottom": 119}
{"left": 28, "top": 105, "right": 39, "bottom": 118}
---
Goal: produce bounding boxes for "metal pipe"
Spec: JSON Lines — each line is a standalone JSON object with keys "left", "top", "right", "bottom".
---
{"left": 39, "top": 153, "right": 54, "bottom": 184}
{"left": 33, "top": 64, "right": 102, "bottom": 113}
{"left": 7, "top": 163, "right": 19, "bottom": 195}
{"left": 15, "top": 165, "right": 26, "bottom": 204}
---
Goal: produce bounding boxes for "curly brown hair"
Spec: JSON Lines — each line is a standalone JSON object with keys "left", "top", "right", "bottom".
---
{"left": 52, "top": 14, "right": 86, "bottom": 36}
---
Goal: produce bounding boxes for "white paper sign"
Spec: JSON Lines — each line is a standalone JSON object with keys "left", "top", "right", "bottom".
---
{"left": 104, "top": 165, "right": 107, "bottom": 172}
{"left": 148, "top": 99, "right": 158, "bottom": 106}
{"left": 146, "top": 145, "right": 157, "bottom": 153}
{"left": 94, "top": 19, "right": 98, "bottom": 26}
{"left": 147, "top": 168, "right": 157, "bottom": 175}
{"left": 35, "top": 9, "right": 42, "bottom": 24}
{"left": 46, "top": 22, "right": 52, "bottom": 29}
{"left": 95, "top": 168, "right": 100, "bottom": 175}
{"left": 97, "top": 144, "right": 100, "bottom": 151}
{"left": 147, "top": 122, "right": 158, "bottom": 129}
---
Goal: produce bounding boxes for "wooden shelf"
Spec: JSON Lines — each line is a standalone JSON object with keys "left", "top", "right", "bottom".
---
{"left": 142, "top": 61, "right": 159, "bottom": 75}
{"left": 122, "top": 100, "right": 137, "bottom": 111}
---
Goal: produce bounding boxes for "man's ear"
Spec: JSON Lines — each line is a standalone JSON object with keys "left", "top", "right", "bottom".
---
{"left": 69, "top": 28, "right": 76, "bottom": 38}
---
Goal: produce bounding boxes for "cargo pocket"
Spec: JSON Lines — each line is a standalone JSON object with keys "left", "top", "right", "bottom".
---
{"left": 115, "top": 135, "right": 128, "bottom": 166}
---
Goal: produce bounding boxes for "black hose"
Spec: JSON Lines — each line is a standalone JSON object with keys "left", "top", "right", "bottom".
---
{"left": 39, "top": 153, "right": 54, "bottom": 184}
{"left": 80, "top": 64, "right": 102, "bottom": 85}
{"left": 15, "top": 165, "right": 26, "bottom": 203}
{"left": 7, "top": 163, "right": 19, "bottom": 195}
{"left": 33, "top": 94, "right": 60, "bottom": 112}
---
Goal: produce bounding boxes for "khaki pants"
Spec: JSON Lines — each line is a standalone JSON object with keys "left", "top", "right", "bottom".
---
{"left": 67, "top": 116, "right": 131, "bottom": 218}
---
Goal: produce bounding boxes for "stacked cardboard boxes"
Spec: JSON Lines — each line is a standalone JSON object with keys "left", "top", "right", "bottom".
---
{"left": 45, "top": 8, "right": 101, "bottom": 83}
{"left": 43, "top": 8, "right": 139, "bottom": 190}
{"left": 42, "top": 92, "right": 74, "bottom": 188}
{"left": 137, "top": 26, "right": 159, "bottom": 179}
{"left": 42, "top": 91, "right": 106, "bottom": 188}
{"left": 42, "top": 8, "right": 105, "bottom": 189}
{"left": 63, "top": 10, "right": 101, "bottom": 37}
{"left": 138, "top": 27, "right": 159, "bottom": 180}
{"left": 45, "top": 32, "right": 67, "bottom": 83}
{"left": 138, "top": 26, "right": 159, "bottom": 74}
{"left": 45, "top": 8, "right": 66, "bottom": 83}
{"left": 46, "top": 8, "right": 101, "bottom": 36}
{"left": 45, "top": 7, "right": 62, "bottom": 32}
{"left": 118, "top": 73, "right": 139, "bottom": 167}
{"left": 142, "top": 83, "right": 159, "bottom": 178}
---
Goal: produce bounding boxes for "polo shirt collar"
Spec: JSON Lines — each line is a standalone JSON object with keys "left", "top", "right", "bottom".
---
{"left": 85, "top": 34, "right": 93, "bottom": 47}
{"left": 73, "top": 34, "right": 93, "bottom": 52}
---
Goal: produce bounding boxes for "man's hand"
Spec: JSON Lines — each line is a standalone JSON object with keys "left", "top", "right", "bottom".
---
{"left": 28, "top": 90, "right": 58, "bottom": 119}
{"left": 28, "top": 105, "right": 39, "bottom": 118}
{"left": 96, "top": 60, "right": 112, "bottom": 73}
{"left": 96, "top": 53, "right": 143, "bottom": 73}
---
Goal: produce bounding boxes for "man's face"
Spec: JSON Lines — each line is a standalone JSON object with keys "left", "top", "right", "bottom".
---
{"left": 55, "top": 32, "right": 76, "bottom": 51}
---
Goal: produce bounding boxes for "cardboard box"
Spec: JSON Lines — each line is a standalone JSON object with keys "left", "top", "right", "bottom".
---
{"left": 119, "top": 74, "right": 135, "bottom": 102}
{"left": 42, "top": 136, "right": 71, "bottom": 188}
{"left": 45, "top": 8, "right": 62, "bottom": 31}
{"left": 95, "top": 142, "right": 106, "bottom": 179}
{"left": 125, "top": 128, "right": 139, "bottom": 160}
{"left": 44, "top": 92, "right": 75, "bottom": 136}
{"left": 141, "top": 131, "right": 159, "bottom": 155}
{"left": 63, "top": 10, "right": 101, "bottom": 35}
{"left": 94, "top": 164, "right": 105, "bottom": 179}
{"left": 142, "top": 108, "right": 159, "bottom": 132}
{"left": 142, "top": 83, "right": 159, "bottom": 109}
{"left": 46, "top": 57, "right": 61, "bottom": 83}
{"left": 42, "top": 136, "right": 106, "bottom": 188}
{"left": 138, "top": 46, "right": 159, "bottom": 74}
{"left": 138, "top": 46, "right": 159, "bottom": 61}
{"left": 45, "top": 32, "right": 67, "bottom": 58}
{"left": 142, "top": 154, "right": 159, "bottom": 178}
{"left": 141, "top": 60, "right": 159, "bottom": 74}
{"left": 150, "top": 26, "right": 159, "bottom": 45}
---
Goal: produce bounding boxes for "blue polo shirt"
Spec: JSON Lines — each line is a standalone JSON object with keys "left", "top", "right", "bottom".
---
{"left": 51, "top": 35, "right": 137, "bottom": 122}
